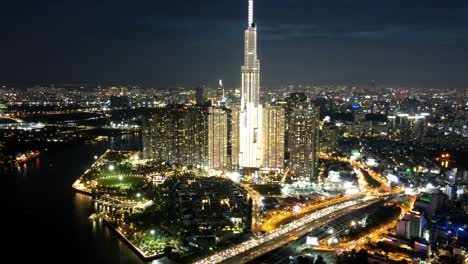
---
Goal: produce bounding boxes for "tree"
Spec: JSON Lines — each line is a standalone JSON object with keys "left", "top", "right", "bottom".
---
{"left": 163, "top": 246, "right": 173, "bottom": 257}
{"left": 356, "top": 249, "right": 368, "bottom": 263}
{"left": 315, "top": 255, "right": 326, "bottom": 264}
{"left": 297, "top": 256, "right": 309, "bottom": 264}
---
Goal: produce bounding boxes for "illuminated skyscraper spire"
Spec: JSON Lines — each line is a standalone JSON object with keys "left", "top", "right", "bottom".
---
{"left": 248, "top": 0, "right": 254, "bottom": 27}
{"left": 239, "top": 0, "right": 262, "bottom": 168}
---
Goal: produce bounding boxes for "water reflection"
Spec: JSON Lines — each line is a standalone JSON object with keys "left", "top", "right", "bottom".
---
{"left": 92, "top": 219, "right": 96, "bottom": 233}
{"left": 9, "top": 133, "right": 150, "bottom": 263}
{"left": 73, "top": 193, "right": 92, "bottom": 217}
{"left": 22, "top": 162, "right": 27, "bottom": 176}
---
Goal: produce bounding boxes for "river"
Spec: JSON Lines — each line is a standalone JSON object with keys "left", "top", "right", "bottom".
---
{"left": 4, "top": 133, "right": 172, "bottom": 264}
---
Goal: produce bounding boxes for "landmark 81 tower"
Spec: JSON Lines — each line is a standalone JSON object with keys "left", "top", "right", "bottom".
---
{"left": 239, "top": 0, "right": 263, "bottom": 169}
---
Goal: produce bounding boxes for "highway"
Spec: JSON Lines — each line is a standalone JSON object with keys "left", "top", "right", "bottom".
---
{"left": 241, "top": 183, "right": 263, "bottom": 234}
{"left": 247, "top": 196, "right": 397, "bottom": 264}
{"left": 230, "top": 196, "right": 395, "bottom": 264}
{"left": 259, "top": 154, "right": 390, "bottom": 234}
{"left": 194, "top": 194, "right": 385, "bottom": 264}
{"left": 227, "top": 204, "right": 367, "bottom": 263}
{"left": 261, "top": 193, "right": 362, "bottom": 233}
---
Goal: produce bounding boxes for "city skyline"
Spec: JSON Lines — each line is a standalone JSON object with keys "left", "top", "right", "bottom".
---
{"left": 2, "top": 1, "right": 468, "bottom": 263}
{"left": 1, "top": 0, "right": 467, "bottom": 89}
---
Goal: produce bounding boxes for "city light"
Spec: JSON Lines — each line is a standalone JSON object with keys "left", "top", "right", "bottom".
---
{"left": 424, "top": 230, "right": 430, "bottom": 242}
{"left": 195, "top": 198, "right": 374, "bottom": 264}
{"left": 226, "top": 171, "right": 241, "bottom": 183}
{"left": 3, "top": 0, "right": 465, "bottom": 263}
{"left": 404, "top": 187, "right": 415, "bottom": 195}
{"left": 293, "top": 205, "right": 301, "bottom": 213}
{"left": 306, "top": 236, "right": 319, "bottom": 246}
{"left": 425, "top": 183, "right": 435, "bottom": 190}
{"left": 345, "top": 188, "right": 359, "bottom": 195}
{"left": 386, "top": 174, "right": 399, "bottom": 183}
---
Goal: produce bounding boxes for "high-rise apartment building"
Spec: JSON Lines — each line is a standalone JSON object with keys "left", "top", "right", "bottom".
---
{"left": 208, "top": 108, "right": 228, "bottom": 170}
{"left": 142, "top": 106, "right": 208, "bottom": 167}
{"left": 288, "top": 105, "right": 320, "bottom": 181}
{"left": 414, "top": 192, "right": 448, "bottom": 219}
{"left": 195, "top": 86, "right": 206, "bottom": 105}
{"left": 396, "top": 211, "right": 425, "bottom": 239}
{"left": 321, "top": 124, "right": 340, "bottom": 153}
{"left": 143, "top": 106, "right": 234, "bottom": 171}
{"left": 394, "top": 113, "right": 429, "bottom": 141}
{"left": 285, "top": 93, "right": 309, "bottom": 156}
{"left": 231, "top": 107, "right": 240, "bottom": 168}
{"left": 261, "top": 105, "right": 285, "bottom": 170}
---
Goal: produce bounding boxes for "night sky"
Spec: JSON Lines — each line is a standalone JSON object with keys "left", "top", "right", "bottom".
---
{"left": 1, "top": 0, "right": 467, "bottom": 89}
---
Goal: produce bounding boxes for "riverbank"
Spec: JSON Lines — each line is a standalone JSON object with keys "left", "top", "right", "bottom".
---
{"left": 72, "top": 181, "right": 166, "bottom": 261}
{"left": 5, "top": 133, "right": 146, "bottom": 263}
{"left": 16, "top": 150, "right": 41, "bottom": 163}
{"left": 71, "top": 149, "right": 168, "bottom": 262}
{"left": 72, "top": 179, "right": 93, "bottom": 195}
{"left": 103, "top": 216, "right": 165, "bottom": 261}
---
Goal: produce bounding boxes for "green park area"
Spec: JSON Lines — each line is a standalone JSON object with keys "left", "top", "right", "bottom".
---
{"left": 96, "top": 176, "right": 146, "bottom": 188}
{"left": 74, "top": 150, "right": 251, "bottom": 261}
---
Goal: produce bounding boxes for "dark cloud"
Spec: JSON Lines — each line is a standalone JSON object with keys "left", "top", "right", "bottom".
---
{"left": 0, "top": 0, "right": 467, "bottom": 88}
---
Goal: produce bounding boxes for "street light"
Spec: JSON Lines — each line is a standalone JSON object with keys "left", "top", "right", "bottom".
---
{"left": 136, "top": 193, "right": 141, "bottom": 198}
{"left": 108, "top": 165, "right": 115, "bottom": 171}
{"left": 150, "top": 230, "right": 155, "bottom": 235}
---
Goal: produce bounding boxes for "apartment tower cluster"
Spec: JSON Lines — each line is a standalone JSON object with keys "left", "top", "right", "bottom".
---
{"left": 142, "top": 0, "right": 319, "bottom": 181}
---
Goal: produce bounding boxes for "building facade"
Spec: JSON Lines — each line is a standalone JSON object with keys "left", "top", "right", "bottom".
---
{"left": 396, "top": 211, "right": 425, "bottom": 239}
{"left": 230, "top": 107, "right": 240, "bottom": 168}
{"left": 285, "top": 92, "right": 309, "bottom": 155}
{"left": 261, "top": 105, "right": 285, "bottom": 170}
{"left": 143, "top": 106, "right": 234, "bottom": 171}
{"left": 288, "top": 105, "right": 320, "bottom": 181}
{"left": 208, "top": 108, "right": 228, "bottom": 170}
{"left": 238, "top": 0, "right": 263, "bottom": 169}
{"left": 142, "top": 106, "right": 208, "bottom": 167}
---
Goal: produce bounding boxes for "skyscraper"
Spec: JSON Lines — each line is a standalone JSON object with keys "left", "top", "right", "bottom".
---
{"left": 396, "top": 211, "right": 425, "bottom": 239}
{"left": 195, "top": 86, "right": 206, "bottom": 105}
{"left": 288, "top": 106, "right": 320, "bottom": 181}
{"left": 142, "top": 106, "right": 208, "bottom": 167}
{"left": 231, "top": 107, "right": 240, "bottom": 168}
{"left": 285, "top": 92, "right": 309, "bottom": 156}
{"left": 208, "top": 108, "right": 228, "bottom": 170}
{"left": 261, "top": 105, "right": 285, "bottom": 170}
{"left": 239, "top": 0, "right": 263, "bottom": 169}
